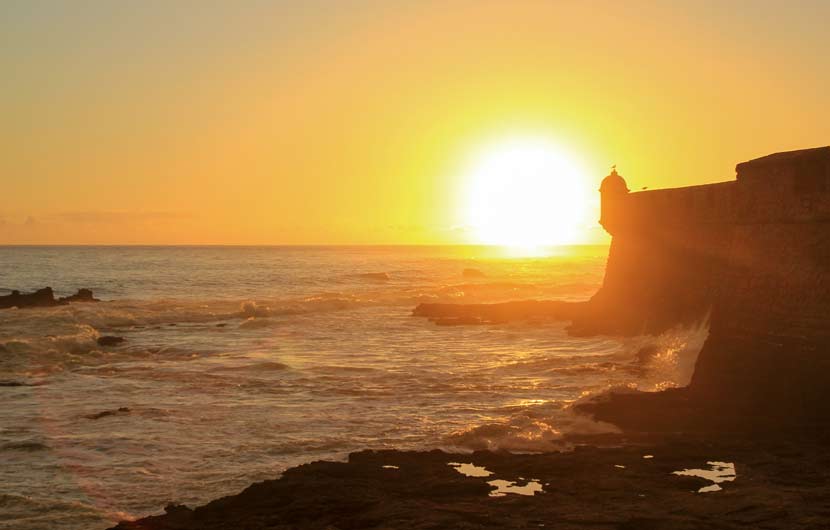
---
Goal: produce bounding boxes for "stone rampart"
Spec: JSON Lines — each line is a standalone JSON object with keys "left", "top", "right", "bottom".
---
{"left": 583, "top": 146, "right": 830, "bottom": 428}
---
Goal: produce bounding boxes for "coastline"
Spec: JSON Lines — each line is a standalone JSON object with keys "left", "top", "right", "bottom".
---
{"left": 111, "top": 432, "right": 830, "bottom": 530}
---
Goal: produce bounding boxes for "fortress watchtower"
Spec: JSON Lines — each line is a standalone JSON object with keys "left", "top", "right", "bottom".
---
{"left": 599, "top": 166, "right": 629, "bottom": 232}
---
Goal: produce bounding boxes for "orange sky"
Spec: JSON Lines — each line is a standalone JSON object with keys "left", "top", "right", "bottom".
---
{"left": 2, "top": 1, "right": 828, "bottom": 245}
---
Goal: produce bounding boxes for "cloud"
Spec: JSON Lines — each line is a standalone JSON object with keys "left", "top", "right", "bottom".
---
{"left": 49, "top": 211, "right": 190, "bottom": 224}
{"left": 0, "top": 210, "right": 195, "bottom": 244}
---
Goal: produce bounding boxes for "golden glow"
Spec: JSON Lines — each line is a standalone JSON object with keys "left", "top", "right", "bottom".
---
{"left": 1, "top": 2, "right": 828, "bottom": 245}
{"left": 462, "top": 137, "right": 590, "bottom": 250}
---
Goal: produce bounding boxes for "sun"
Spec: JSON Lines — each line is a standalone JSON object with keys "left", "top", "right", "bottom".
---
{"left": 461, "top": 137, "right": 591, "bottom": 250}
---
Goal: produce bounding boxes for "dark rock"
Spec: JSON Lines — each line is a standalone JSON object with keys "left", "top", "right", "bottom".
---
{"left": 97, "top": 336, "right": 125, "bottom": 347}
{"left": 0, "top": 380, "right": 42, "bottom": 387}
{"left": 0, "top": 287, "right": 58, "bottom": 309}
{"left": 58, "top": 288, "right": 99, "bottom": 303}
{"left": 2, "top": 440, "right": 49, "bottom": 452}
{"left": 109, "top": 436, "right": 830, "bottom": 530}
{"left": 462, "top": 268, "right": 486, "bottom": 278}
{"left": 163, "top": 503, "right": 193, "bottom": 516}
{"left": 85, "top": 407, "right": 131, "bottom": 420}
{"left": 0, "top": 287, "right": 100, "bottom": 309}
{"left": 635, "top": 344, "right": 660, "bottom": 364}
{"left": 357, "top": 272, "right": 390, "bottom": 281}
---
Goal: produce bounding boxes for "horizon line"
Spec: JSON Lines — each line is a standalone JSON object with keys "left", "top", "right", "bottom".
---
{"left": 0, "top": 243, "right": 610, "bottom": 248}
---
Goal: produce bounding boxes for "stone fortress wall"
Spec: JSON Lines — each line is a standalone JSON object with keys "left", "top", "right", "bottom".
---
{"left": 591, "top": 146, "right": 830, "bottom": 421}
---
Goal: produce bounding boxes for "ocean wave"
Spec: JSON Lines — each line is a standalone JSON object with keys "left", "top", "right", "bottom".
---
{"left": 620, "top": 318, "right": 710, "bottom": 390}
{"left": 239, "top": 301, "right": 272, "bottom": 318}
{"left": 1, "top": 440, "right": 50, "bottom": 452}
{"left": 446, "top": 320, "right": 710, "bottom": 452}
{"left": 0, "top": 493, "right": 112, "bottom": 530}
{"left": 0, "top": 277, "right": 569, "bottom": 343}
{"left": 349, "top": 272, "right": 390, "bottom": 282}
{"left": 1, "top": 323, "right": 100, "bottom": 357}
{"left": 238, "top": 317, "right": 277, "bottom": 329}
{"left": 446, "top": 405, "right": 620, "bottom": 452}
{"left": 209, "top": 361, "right": 289, "bottom": 372}
{"left": 0, "top": 379, "right": 45, "bottom": 387}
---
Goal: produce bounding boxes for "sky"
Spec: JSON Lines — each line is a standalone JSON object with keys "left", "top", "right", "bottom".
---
{"left": 2, "top": 0, "right": 828, "bottom": 245}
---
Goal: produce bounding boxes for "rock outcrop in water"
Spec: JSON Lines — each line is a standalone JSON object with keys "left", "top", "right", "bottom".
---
{"left": 97, "top": 336, "right": 126, "bottom": 347}
{"left": 462, "top": 267, "right": 486, "bottom": 278}
{"left": 0, "top": 287, "right": 99, "bottom": 309}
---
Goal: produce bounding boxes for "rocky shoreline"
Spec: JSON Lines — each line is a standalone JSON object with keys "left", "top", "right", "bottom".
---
{"left": 111, "top": 433, "right": 830, "bottom": 530}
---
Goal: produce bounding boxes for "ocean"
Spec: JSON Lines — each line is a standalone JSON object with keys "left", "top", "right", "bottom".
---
{"left": 0, "top": 246, "right": 706, "bottom": 530}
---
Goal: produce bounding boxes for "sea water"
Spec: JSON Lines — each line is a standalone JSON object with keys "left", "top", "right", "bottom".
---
{"left": 0, "top": 246, "right": 707, "bottom": 529}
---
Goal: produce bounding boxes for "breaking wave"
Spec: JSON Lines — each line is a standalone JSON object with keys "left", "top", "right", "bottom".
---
{"left": 446, "top": 319, "right": 710, "bottom": 452}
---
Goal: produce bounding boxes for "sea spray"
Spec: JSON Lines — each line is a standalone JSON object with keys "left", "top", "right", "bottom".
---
{"left": 446, "top": 319, "right": 710, "bottom": 452}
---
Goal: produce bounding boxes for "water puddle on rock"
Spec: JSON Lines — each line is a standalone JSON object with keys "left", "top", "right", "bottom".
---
{"left": 673, "top": 461, "right": 736, "bottom": 493}
{"left": 448, "top": 462, "right": 492, "bottom": 477}
{"left": 487, "top": 479, "right": 544, "bottom": 497}
{"left": 447, "top": 462, "right": 544, "bottom": 497}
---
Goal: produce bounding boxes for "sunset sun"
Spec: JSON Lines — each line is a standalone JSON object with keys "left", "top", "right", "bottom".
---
{"left": 462, "top": 137, "right": 590, "bottom": 249}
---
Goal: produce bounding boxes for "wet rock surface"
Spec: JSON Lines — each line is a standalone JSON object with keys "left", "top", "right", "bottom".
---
{"left": 59, "top": 287, "right": 99, "bottom": 303}
{"left": 110, "top": 434, "right": 830, "bottom": 530}
{"left": 413, "top": 300, "right": 581, "bottom": 326}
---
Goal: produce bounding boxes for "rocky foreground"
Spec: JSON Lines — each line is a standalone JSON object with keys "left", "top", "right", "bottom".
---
{"left": 112, "top": 433, "right": 830, "bottom": 530}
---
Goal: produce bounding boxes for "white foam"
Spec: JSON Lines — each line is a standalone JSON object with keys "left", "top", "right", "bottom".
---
{"left": 240, "top": 301, "right": 272, "bottom": 318}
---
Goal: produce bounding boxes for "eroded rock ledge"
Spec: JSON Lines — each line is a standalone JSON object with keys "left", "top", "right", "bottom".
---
{"left": 111, "top": 435, "right": 830, "bottom": 530}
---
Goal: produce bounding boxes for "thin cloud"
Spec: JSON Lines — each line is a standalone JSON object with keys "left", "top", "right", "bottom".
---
{"left": 50, "top": 211, "right": 191, "bottom": 224}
